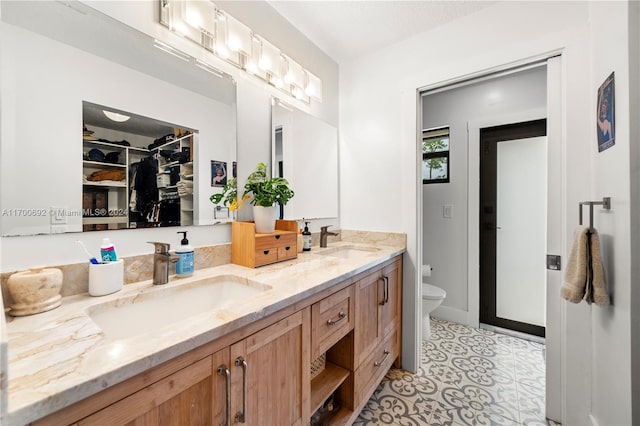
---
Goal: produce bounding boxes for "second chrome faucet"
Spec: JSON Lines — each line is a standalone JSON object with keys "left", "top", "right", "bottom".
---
{"left": 320, "top": 225, "right": 339, "bottom": 248}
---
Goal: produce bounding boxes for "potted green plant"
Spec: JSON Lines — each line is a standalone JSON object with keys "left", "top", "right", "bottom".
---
{"left": 243, "top": 162, "right": 294, "bottom": 233}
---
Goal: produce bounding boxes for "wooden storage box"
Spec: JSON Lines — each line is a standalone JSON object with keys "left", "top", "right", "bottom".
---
{"left": 231, "top": 220, "right": 298, "bottom": 267}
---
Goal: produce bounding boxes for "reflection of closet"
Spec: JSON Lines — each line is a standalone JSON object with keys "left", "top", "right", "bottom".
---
{"left": 82, "top": 140, "right": 144, "bottom": 231}
{"left": 82, "top": 104, "right": 195, "bottom": 231}
{"left": 152, "top": 134, "right": 194, "bottom": 227}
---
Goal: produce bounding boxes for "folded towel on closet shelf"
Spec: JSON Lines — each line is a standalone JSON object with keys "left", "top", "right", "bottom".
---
{"left": 176, "top": 180, "right": 193, "bottom": 196}
{"left": 561, "top": 226, "right": 610, "bottom": 306}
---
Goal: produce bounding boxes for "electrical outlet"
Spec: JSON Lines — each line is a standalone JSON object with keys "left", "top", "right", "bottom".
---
{"left": 50, "top": 207, "right": 67, "bottom": 224}
{"left": 443, "top": 204, "right": 453, "bottom": 219}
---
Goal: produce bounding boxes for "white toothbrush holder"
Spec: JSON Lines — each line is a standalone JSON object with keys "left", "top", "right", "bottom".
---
{"left": 89, "top": 260, "right": 124, "bottom": 296}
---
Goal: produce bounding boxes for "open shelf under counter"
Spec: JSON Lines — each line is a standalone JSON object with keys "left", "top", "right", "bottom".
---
{"left": 310, "top": 362, "right": 350, "bottom": 416}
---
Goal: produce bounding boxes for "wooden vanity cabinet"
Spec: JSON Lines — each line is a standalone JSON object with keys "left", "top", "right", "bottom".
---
{"left": 353, "top": 257, "right": 403, "bottom": 410}
{"left": 229, "top": 308, "right": 310, "bottom": 426}
{"left": 32, "top": 309, "right": 310, "bottom": 426}
{"left": 77, "top": 354, "right": 217, "bottom": 425}
{"left": 30, "top": 255, "right": 403, "bottom": 426}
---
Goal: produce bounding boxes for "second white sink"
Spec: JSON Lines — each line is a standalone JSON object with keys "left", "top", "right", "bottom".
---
{"left": 87, "top": 274, "right": 270, "bottom": 340}
{"left": 317, "top": 245, "right": 380, "bottom": 259}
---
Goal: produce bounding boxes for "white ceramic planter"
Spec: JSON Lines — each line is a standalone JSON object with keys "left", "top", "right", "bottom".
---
{"left": 253, "top": 205, "right": 278, "bottom": 233}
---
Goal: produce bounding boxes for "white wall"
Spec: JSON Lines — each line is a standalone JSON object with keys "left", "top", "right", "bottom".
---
{"left": 421, "top": 67, "right": 547, "bottom": 315}
{"left": 629, "top": 2, "right": 640, "bottom": 421}
{"left": 340, "top": 1, "right": 636, "bottom": 424}
{"left": 583, "top": 2, "right": 632, "bottom": 425}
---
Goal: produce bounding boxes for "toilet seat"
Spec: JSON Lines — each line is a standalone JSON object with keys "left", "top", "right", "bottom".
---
{"left": 422, "top": 283, "right": 446, "bottom": 300}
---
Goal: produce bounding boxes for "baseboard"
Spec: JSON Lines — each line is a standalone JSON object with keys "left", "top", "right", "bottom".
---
{"left": 431, "top": 305, "right": 473, "bottom": 327}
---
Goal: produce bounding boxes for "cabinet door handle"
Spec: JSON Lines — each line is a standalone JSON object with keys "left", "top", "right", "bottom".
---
{"left": 378, "top": 277, "right": 386, "bottom": 306}
{"left": 374, "top": 349, "right": 390, "bottom": 367}
{"left": 263, "top": 250, "right": 270, "bottom": 255}
{"left": 235, "top": 356, "right": 248, "bottom": 423}
{"left": 285, "top": 246, "right": 291, "bottom": 251}
{"left": 216, "top": 364, "right": 231, "bottom": 426}
{"left": 326, "top": 310, "right": 347, "bottom": 326}
{"left": 275, "top": 234, "right": 281, "bottom": 239}
{"left": 384, "top": 276, "right": 389, "bottom": 304}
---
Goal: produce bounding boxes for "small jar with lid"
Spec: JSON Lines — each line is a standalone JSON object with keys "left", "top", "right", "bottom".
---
{"left": 7, "top": 267, "right": 63, "bottom": 316}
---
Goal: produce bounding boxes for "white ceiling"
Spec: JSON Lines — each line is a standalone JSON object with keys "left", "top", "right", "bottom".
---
{"left": 267, "top": 1, "right": 498, "bottom": 64}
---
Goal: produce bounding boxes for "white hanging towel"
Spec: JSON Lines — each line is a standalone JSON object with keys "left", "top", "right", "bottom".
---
{"left": 561, "top": 226, "right": 610, "bottom": 306}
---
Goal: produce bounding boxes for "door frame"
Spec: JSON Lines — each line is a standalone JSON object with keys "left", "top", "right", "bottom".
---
{"left": 467, "top": 108, "right": 547, "bottom": 328}
{"left": 478, "top": 118, "right": 547, "bottom": 337}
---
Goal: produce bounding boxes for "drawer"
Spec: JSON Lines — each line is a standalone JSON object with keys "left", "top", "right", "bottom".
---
{"left": 255, "top": 232, "right": 296, "bottom": 250}
{"left": 254, "top": 248, "right": 278, "bottom": 266}
{"left": 278, "top": 244, "right": 296, "bottom": 260}
{"left": 311, "top": 285, "right": 355, "bottom": 359}
{"left": 354, "top": 328, "right": 399, "bottom": 406}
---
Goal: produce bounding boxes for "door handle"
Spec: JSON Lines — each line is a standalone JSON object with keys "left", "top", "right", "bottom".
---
{"left": 235, "top": 356, "right": 248, "bottom": 423}
{"left": 216, "top": 365, "right": 231, "bottom": 426}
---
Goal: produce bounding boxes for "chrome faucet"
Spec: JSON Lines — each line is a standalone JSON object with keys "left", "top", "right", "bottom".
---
{"left": 320, "top": 225, "right": 339, "bottom": 248}
{"left": 148, "top": 242, "right": 180, "bottom": 285}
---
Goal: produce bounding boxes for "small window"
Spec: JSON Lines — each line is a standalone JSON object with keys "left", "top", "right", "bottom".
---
{"left": 422, "top": 127, "right": 450, "bottom": 184}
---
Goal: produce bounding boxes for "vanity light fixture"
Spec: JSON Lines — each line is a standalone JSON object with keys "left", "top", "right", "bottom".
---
{"left": 103, "top": 110, "right": 130, "bottom": 122}
{"left": 283, "top": 55, "right": 305, "bottom": 88}
{"left": 225, "top": 13, "right": 252, "bottom": 56}
{"left": 258, "top": 36, "right": 280, "bottom": 75}
{"left": 159, "top": 0, "right": 322, "bottom": 104}
{"left": 305, "top": 70, "right": 323, "bottom": 102}
{"left": 245, "top": 35, "right": 266, "bottom": 78}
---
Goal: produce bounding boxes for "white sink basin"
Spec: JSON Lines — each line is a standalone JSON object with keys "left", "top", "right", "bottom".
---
{"left": 317, "top": 245, "right": 380, "bottom": 259}
{"left": 87, "top": 275, "right": 270, "bottom": 340}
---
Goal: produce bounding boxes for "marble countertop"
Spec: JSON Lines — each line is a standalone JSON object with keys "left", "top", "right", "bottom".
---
{"left": 1, "top": 239, "right": 405, "bottom": 426}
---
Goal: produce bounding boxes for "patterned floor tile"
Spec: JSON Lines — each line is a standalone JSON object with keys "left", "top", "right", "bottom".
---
{"left": 354, "top": 318, "right": 557, "bottom": 426}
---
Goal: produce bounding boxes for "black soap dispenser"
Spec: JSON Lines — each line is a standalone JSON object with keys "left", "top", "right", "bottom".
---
{"left": 302, "top": 221, "right": 312, "bottom": 252}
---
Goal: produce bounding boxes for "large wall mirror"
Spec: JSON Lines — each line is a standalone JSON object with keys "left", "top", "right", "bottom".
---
{"left": 272, "top": 100, "right": 338, "bottom": 220}
{"left": 0, "top": 1, "right": 237, "bottom": 236}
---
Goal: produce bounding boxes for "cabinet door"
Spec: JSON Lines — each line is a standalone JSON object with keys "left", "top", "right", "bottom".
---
{"left": 380, "top": 259, "right": 402, "bottom": 340}
{"left": 212, "top": 348, "right": 232, "bottom": 426}
{"left": 79, "top": 356, "right": 215, "bottom": 425}
{"left": 230, "top": 308, "right": 310, "bottom": 426}
{"left": 353, "top": 269, "right": 383, "bottom": 367}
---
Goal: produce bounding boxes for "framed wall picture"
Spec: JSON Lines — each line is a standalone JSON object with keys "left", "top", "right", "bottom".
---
{"left": 211, "top": 160, "right": 227, "bottom": 187}
{"left": 597, "top": 72, "right": 615, "bottom": 152}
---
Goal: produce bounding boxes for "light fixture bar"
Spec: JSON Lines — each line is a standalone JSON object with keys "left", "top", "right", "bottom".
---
{"left": 159, "top": 0, "right": 323, "bottom": 104}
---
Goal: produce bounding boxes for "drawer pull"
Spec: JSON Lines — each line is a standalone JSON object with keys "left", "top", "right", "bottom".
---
{"left": 326, "top": 310, "right": 347, "bottom": 326}
{"left": 285, "top": 246, "right": 291, "bottom": 251}
{"left": 263, "top": 250, "right": 270, "bottom": 255}
{"left": 216, "top": 364, "right": 231, "bottom": 426}
{"left": 275, "top": 234, "right": 281, "bottom": 239}
{"left": 374, "top": 349, "right": 390, "bottom": 367}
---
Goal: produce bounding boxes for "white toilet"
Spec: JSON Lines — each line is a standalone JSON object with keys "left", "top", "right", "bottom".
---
{"left": 422, "top": 266, "right": 446, "bottom": 339}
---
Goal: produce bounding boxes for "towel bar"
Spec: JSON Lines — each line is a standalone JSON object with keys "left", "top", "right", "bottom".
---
{"left": 579, "top": 197, "right": 611, "bottom": 231}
